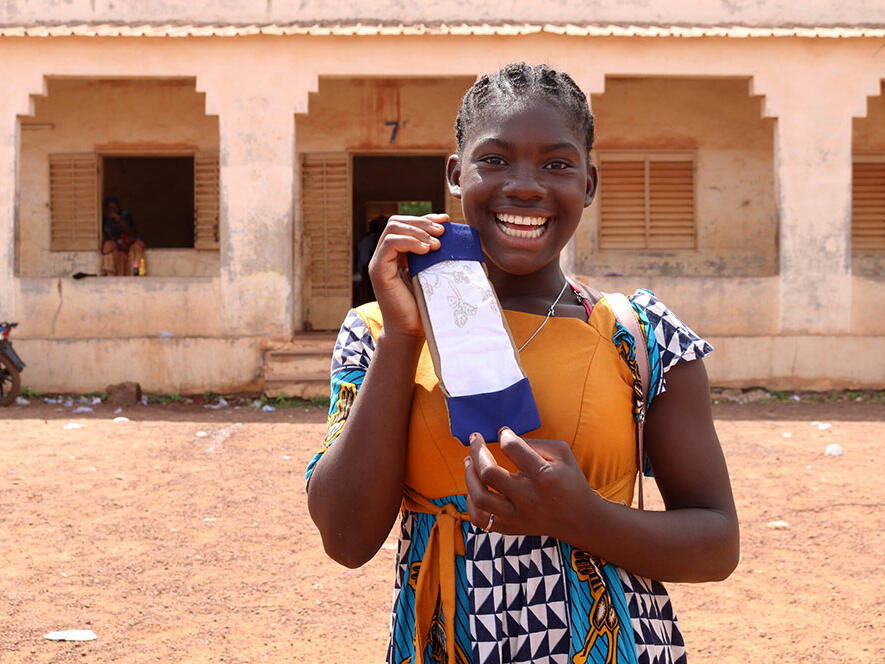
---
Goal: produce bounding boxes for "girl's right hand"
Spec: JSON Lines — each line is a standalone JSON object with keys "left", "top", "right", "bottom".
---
{"left": 368, "top": 213, "right": 447, "bottom": 338}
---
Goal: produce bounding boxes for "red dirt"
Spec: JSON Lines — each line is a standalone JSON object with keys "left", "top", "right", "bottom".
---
{"left": 1, "top": 400, "right": 883, "bottom": 663}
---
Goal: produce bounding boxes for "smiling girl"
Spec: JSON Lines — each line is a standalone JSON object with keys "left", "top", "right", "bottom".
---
{"left": 306, "top": 63, "right": 739, "bottom": 664}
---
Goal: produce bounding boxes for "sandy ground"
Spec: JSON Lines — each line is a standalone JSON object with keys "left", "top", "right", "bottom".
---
{"left": 1, "top": 399, "right": 883, "bottom": 663}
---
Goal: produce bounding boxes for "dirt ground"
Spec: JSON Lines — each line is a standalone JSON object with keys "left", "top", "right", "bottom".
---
{"left": 1, "top": 398, "right": 883, "bottom": 663}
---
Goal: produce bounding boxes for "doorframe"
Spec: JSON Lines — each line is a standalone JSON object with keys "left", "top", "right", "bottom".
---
{"left": 296, "top": 148, "right": 455, "bottom": 331}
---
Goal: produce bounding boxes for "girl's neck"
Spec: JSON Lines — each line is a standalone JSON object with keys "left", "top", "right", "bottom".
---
{"left": 486, "top": 260, "right": 568, "bottom": 314}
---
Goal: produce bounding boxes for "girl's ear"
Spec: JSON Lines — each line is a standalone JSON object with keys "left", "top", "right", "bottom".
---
{"left": 584, "top": 161, "right": 599, "bottom": 207}
{"left": 446, "top": 154, "right": 462, "bottom": 199}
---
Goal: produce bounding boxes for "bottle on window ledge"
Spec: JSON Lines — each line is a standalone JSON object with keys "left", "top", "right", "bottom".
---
{"left": 132, "top": 259, "right": 140, "bottom": 276}
{"left": 139, "top": 258, "right": 146, "bottom": 276}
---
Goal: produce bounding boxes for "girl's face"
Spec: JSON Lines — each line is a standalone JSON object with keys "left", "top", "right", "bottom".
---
{"left": 447, "top": 99, "right": 597, "bottom": 278}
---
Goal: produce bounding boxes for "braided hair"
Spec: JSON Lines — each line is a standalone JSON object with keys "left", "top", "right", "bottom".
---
{"left": 455, "top": 62, "right": 595, "bottom": 154}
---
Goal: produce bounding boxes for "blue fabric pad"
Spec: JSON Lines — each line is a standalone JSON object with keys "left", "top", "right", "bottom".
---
{"left": 446, "top": 377, "right": 542, "bottom": 445}
{"left": 406, "top": 221, "right": 485, "bottom": 275}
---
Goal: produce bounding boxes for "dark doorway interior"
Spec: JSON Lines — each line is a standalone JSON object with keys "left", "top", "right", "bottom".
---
{"left": 352, "top": 155, "right": 446, "bottom": 307}
{"left": 103, "top": 156, "right": 194, "bottom": 249}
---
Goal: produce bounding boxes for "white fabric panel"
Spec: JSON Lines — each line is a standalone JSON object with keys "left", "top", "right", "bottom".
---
{"left": 417, "top": 260, "right": 524, "bottom": 397}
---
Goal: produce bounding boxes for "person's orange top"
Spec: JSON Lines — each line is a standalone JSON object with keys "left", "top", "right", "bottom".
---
{"left": 355, "top": 299, "right": 639, "bottom": 664}
{"left": 357, "top": 299, "right": 639, "bottom": 505}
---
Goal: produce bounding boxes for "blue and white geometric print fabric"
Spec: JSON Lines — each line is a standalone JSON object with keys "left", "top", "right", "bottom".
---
{"left": 331, "top": 308, "right": 376, "bottom": 372}
{"left": 629, "top": 289, "right": 713, "bottom": 388}
{"left": 304, "top": 309, "right": 375, "bottom": 486}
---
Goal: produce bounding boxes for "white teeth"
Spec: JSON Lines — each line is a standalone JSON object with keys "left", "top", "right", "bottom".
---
{"left": 496, "top": 213, "right": 549, "bottom": 226}
{"left": 495, "top": 213, "right": 549, "bottom": 238}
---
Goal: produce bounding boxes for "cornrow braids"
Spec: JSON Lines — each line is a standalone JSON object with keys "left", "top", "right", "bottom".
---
{"left": 455, "top": 62, "right": 595, "bottom": 154}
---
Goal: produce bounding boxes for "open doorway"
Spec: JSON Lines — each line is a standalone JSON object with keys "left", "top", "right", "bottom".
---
{"left": 102, "top": 156, "right": 195, "bottom": 249}
{"left": 352, "top": 155, "right": 447, "bottom": 307}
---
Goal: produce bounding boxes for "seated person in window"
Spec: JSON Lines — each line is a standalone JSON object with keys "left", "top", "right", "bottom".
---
{"left": 101, "top": 196, "right": 145, "bottom": 276}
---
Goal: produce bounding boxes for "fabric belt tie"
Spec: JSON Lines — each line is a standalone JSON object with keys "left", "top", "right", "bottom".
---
{"left": 403, "top": 489, "right": 468, "bottom": 664}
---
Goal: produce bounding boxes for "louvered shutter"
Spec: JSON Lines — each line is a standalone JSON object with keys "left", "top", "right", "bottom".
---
{"left": 599, "top": 154, "right": 695, "bottom": 250}
{"left": 599, "top": 160, "right": 646, "bottom": 249}
{"left": 852, "top": 161, "right": 885, "bottom": 250}
{"left": 194, "top": 151, "right": 220, "bottom": 250}
{"left": 445, "top": 186, "right": 466, "bottom": 224}
{"left": 49, "top": 153, "right": 98, "bottom": 251}
{"left": 301, "top": 153, "right": 351, "bottom": 330}
{"left": 648, "top": 160, "right": 695, "bottom": 249}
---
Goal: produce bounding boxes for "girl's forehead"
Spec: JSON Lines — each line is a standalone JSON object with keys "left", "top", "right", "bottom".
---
{"left": 464, "top": 100, "right": 585, "bottom": 150}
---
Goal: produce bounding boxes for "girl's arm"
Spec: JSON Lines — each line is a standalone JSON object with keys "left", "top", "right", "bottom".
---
{"left": 306, "top": 214, "right": 446, "bottom": 568}
{"left": 465, "top": 357, "right": 739, "bottom": 582}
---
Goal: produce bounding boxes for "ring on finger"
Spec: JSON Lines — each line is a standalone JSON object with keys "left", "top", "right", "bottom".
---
{"left": 481, "top": 513, "right": 495, "bottom": 533}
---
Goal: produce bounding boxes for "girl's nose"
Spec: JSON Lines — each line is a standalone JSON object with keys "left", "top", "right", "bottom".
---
{"left": 502, "top": 165, "right": 545, "bottom": 200}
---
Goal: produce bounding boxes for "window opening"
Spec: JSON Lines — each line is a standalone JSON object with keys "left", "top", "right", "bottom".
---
{"left": 102, "top": 156, "right": 195, "bottom": 249}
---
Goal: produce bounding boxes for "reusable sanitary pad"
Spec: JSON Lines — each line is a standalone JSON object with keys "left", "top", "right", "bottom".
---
{"left": 407, "top": 222, "right": 541, "bottom": 444}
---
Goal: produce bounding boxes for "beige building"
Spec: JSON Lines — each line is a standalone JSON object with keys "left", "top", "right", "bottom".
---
{"left": 2, "top": 1, "right": 885, "bottom": 393}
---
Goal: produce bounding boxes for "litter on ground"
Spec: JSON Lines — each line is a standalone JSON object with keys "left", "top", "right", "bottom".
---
{"left": 44, "top": 630, "right": 97, "bottom": 642}
{"left": 825, "top": 444, "right": 843, "bottom": 456}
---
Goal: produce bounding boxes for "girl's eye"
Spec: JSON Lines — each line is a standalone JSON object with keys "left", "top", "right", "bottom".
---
{"left": 480, "top": 156, "right": 507, "bottom": 166}
{"left": 545, "top": 160, "right": 571, "bottom": 170}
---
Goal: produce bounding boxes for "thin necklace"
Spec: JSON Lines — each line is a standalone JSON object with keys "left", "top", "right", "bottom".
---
{"left": 517, "top": 279, "right": 570, "bottom": 352}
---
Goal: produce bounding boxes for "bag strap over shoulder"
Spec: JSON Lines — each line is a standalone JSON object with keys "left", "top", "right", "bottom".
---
{"left": 569, "top": 278, "right": 651, "bottom": 510}
{"left": 604, "top": 291, "right": 650, "bottom": 510}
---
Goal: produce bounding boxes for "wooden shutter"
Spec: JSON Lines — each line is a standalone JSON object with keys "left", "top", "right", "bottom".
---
{"left": 599, "top": 154, "right": 694, "bottom": 250}
{"left": 599, "top": 160, "right": 646, "bottom": 249}
{"left": 194, "top": 151, "right": 220, "bottom": 250}
{"left": 445, "top": 186, "right": 466, "bottom": 224}
{"left": 301, "top": 153, "right": 351, "bottom": 330}
{"left": 648, "top": 160, "right": 695, "bottom": 249}
{"left": 852, "top": 160, "right": 885, "bottom": 250}
{"left": 49, "top": 153, "right": 98, "bottom": 251}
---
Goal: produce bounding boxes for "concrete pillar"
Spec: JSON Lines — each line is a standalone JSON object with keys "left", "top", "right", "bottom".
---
{"left": 757, "top": 69, "right": 877, "bottom": 334}
{"left": 198, "top": 70, "right": 315, "bottom": 338}
{"left": 0, "top": 71, "right": 43, "bottom": 321}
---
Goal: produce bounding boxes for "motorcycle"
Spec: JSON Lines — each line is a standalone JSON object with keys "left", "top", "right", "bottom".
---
{"left": 0, "top": 321, "right": 25, "bottom": 406}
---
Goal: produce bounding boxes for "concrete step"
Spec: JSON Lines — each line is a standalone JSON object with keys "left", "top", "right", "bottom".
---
{"left": 264, "top": 349, "right": 331, "bottom": 380}
{"left": 261, "top": 333, "right": 337, "bottom": 398}
{"left": 263, "top": 378, "right": 329, "bottom": 399}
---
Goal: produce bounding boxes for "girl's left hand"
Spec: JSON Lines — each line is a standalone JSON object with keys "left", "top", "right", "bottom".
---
{"left": 464, "top": 427, "right": 597, "bottom": 539}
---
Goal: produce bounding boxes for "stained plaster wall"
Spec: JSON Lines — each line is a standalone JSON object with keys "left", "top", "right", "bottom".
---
{"left": 18, "top": 78, "right": 220, "bottom": 279}
{"left": 578, "top": 77, "right": 777, "bottom": 279}
{"left": 296, "top": 77, "right": 472, "bottom": 154}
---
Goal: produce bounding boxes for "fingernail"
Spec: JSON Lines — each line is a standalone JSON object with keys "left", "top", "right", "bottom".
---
{"left": 464, "top": 457, "right": 471, "bottom": 468}
{"left": 469, "top": 433, "right": 480, "bottom": 444}
{"left": 431, "top": 222, "right": 444, "bottom": 231}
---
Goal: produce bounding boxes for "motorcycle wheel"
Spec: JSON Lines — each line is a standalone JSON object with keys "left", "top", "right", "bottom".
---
{"left": 0, "top": 353, "right": 21, "bottom": 406}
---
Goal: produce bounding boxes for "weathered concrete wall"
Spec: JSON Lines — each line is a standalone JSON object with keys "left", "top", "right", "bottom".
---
{"left": 580, "top": 76, "right": 777, "bottom": 278}
{"left": 4, "top": 0, "right": 885, "bottom": 27}
{"left": 16, "top": 276, "right": 222, "bottom": 338}
{"left": 296, "top": 76, "right": 473, "bottom": 153}
{"left": 15, "top": 336, "right": 263, "bottom": 393}
{"left": 18, "top": 78, "right": 219, "bottom": 278}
